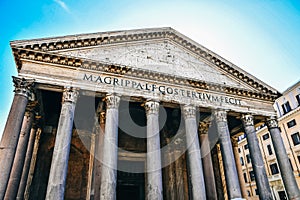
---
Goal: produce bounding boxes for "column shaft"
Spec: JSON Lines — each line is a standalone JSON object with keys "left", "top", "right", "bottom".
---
{"left": 0, "top": 77, "right": 34, "bottom": 199}
{"left": 267, "top": 117, "right": 300, "bottom": 200}
{"left": 17, "top": 126, "right": 38, "bottom": 200}
{"left": 199, "top": 121, "right": 218, "bottom": 200}
{"left": 45, "top": 87, "right": 79, "bottom": 200}
{"left": 5, "top": 108, "right": 35, "bottom": 200}
{"left": 232, "top": 138, "right": 248, "bottom": 199}
{"left": 213, "top": 110, "right": 242, "bottom": 199}
{"left": 183, "top": 105, "right": 206, "bottom": 199}
{"left": 241, "top": 114, "right": 272, "bottom": 200}
{"left": 100, "top": 94, "right": 120, "bottom": 200}
{"left": 145, "top": 101, "right": 163, "bottom": 200}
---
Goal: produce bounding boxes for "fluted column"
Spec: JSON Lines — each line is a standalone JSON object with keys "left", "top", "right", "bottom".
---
{"left": 5, "top": 101, "right": 38, "bottom": 200}
{"left": 266, "top": 117, "right": 300, "bottom": 200}
{"left": 17, "top": 114, "right": 41, "bottom": 200}
{"left": 231, "top": 137, "right": 248, "bottom": 199}
{"left": 213, "top": 109, "right": 242, "bottom": 199}
{"left": 241, "top": 114, "right": 272, "bottom": 200}
{"left": 145, "top": 100, "right": 163, "bottom": 200}
{"left": 45, "top": 87, "right": 79, "bottom": 200}
{"left": 199, "top": 121, "right": 218, "bottom": 200}
{"left": 100, "top": 94, "right": 120, "bottom": 200}
{"left": 183, "top": 105, "right": 206, "bottom": 200}
{"left": 0, "top": 76, "right": 34, "bottom": 199}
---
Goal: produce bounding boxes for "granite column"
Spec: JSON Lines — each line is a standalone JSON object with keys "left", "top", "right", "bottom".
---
{"left": 241, "top": 114, "right": 272, "bottom": 200}
{"left": 145, "top": 100, "right": 163, "bottom": 200}
{"left": 0, "top": 76, "right": 34, "bottom": 199}
{"left": 45, "top": 87, "right": 79, "bottom": 200}
{"left": 266, "top": 117, "right": 300, "bottom": 200}
{"left": 183, "top": 105, "right": 206, "bottom": 199}
{"left": 5, "top": 101, "right": 37, "bottom": 200}
{"left": 99, "top": 94, "right": 120, "bottom": 200}
{"left": 199, "top": 121, "right": 217, "bottom": 200}
{"left": 213, "top": 109, "right": 242, "bottom": 199}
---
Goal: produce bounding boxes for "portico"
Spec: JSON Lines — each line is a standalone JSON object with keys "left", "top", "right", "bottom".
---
{"left": 1, "top": 27, "right": 299, "bottom": 200}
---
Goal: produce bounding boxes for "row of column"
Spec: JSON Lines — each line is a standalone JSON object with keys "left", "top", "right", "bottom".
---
{"left": 1, "top": 77, "right": 300, "bottom": 200}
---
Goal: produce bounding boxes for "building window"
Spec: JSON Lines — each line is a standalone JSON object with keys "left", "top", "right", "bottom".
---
{"left": 278, "top": 126, "right": 282, "bottom": 132}
{"left": 296, "top": 94, "right": 300, "bottom": 107}
{"left": 278, "top": 191, "right": 287, "bottom": 200}
{"left": 243, "top": 172, "right": 248, "bottom": 183}
{"left": 291, "top": 132, "right": 300, "bottom": 146}
{"left": 287, "top": 119, "right": 297, "bottom": 128}
{"left": 262, "top": 133, "right": 270, "bottom": 140}
{"left": 246, "top": 154, "right": 251, "bottom": 163}
{"left": 255, "top": 189, "right": 258, "bottom": 195}
{"left": 297, "top": 155, "right": 300, "bottom": 164}
{"left": 270, "top": 163, "right": 279, "bottom": 175}
{"left": 282, "top": 101, "right": 291, "bottom": 114}
{"left": 267, "top": 145, "right": 273, "bottom": 155}
{"left": 240, "top": 157, "right": 244, "bottom": 166}
{"left": 244, "top": 144, "right": 249, "bottom": 150}
{"left": 247, "top": 190, "right": 251, "bottom": 197}
{"left": 249, "top": 171, "right": 255, "bottom": 181}
{"left": 238, "top": 148, "right": 241, "bottom": 153}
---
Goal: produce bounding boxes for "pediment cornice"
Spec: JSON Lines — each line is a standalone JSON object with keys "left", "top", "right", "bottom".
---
{"left": 10, "top": 27, "right": 280, "bottom": 99}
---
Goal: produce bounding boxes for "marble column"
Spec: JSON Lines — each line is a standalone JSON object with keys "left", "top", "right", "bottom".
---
{"left": 266, "top": 116, "right": 300, "bottom": 200}
{"left": 145, "top": 100, "right": 163, "bottom": 200}
{"left": 17, "top": 115, "right": 40, "bottom": 200}
{"left": 5, "top": 101, "right": 37, "bottom": 200}
{"left": 241, "top": 114, "right": 272, "bottom": 200}
{"left": 199, "top": 121, "right": 218, "bottom": 200}
{"left": 213, "top": 109, "right": 242, "bottom": 199}
{"left": 45, "top": 87, "right": 79, "bottom": 200}
{"left": 231, "top": 137, "right": 248, "bottom": 199}
{"left": 0, "top": 76, "right": 34, "bottom": 199}
{"left": 100, "top": 94, "right": 120, "bottom": 200}
{"left": 183, "top": 105, "right": 206, "bottom": 200}
{"left": 93, "top": 102, "right": 106, "bottom": 200}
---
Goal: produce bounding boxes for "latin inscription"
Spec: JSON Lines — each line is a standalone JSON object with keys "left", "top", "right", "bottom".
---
{"left": 83, "top": 74, "right": 242, "bottom": 106}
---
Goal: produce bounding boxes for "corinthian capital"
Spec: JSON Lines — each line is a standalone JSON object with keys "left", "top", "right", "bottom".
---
{"left": 62, "top": 87, "right": 79, "bottom": 103}
{"left": 213, "top": 109, "right": 227, "bottom": 122}
{"left": 105, "top": 94, "right": 120, "bottom": 109}
{"left": 266, "top": 116, "right": 278, "bottom": 129}
{"left": 12, "top": 76, "right": 34, "bottom": 97}
{"left": 144, "top": 101, "right": 159, "bottom": 115}
{"left": 182, "top": 105, "right": 196, "bottom": 119}
{"left": 199, "top": 121, "right": 211, "bottom": 135}
{"left": 241, "top": 114, "right": 254, "bottom": 127}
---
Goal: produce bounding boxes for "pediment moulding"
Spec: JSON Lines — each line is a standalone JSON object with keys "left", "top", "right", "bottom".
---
{"left": 13, "top": 46, "right": 278, "bottom": 102}
{"left": 10, "top": 27, "right": 280, "bottom": 100}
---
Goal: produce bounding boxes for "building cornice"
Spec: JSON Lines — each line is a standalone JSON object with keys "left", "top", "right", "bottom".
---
{"left": 10, "top": 28, "right": 280, "bottom": 98}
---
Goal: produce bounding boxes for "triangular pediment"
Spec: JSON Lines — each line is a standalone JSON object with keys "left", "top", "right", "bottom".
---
{"left": 10, "top": 27, "right": 279, "bottom": 97}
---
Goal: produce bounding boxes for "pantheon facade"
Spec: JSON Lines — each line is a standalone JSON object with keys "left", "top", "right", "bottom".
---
{"left": 0, "top": 27, "right": 299, "bottom": 200}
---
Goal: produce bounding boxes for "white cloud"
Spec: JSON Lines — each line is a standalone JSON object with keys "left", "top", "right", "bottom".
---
{"left": 54, "top": 0, "right": 71, "bottom": 13}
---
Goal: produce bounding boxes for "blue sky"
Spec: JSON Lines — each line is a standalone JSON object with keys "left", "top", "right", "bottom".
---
{"left": 0, "top": 0, "right": 300, "bottom": 139}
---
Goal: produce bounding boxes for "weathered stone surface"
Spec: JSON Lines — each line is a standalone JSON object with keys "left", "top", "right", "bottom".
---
{"left": 241, "top": 114, "right": 272, "bottom": 200}
{"left": 45, "top": 88, "right": 79, "bottom": 200}
{"left": 183, "top": 105, "right": 206, "bottom": 200}
{"left": 5, "top": 111, "right": 34, "bottom": 200}
{"left": 213, "top": 110, "right": 242, "bottom": 199}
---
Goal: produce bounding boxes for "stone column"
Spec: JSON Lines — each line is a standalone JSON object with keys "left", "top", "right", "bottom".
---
{"left": 213, "top": 109, "right": 242, "bottom": 199}
{"left": 17, "top": 114, "right": 40, "bottom": 200}
{"left": 144, "top": 100, "right": 163, "bottom": 200}
{"left": 45, "top": 87, "right": 79, "bottom": 200}
{"left": 100, "top": 94, "right": 120, "bottom": 200}
{"left": 266, "top": 116, "right": 300, "bottom": 200}
{"left": 0, "top": 76, "right": 34, "bottom": 199}
{"left": 199, "top": 121, "right": 218, "bottom": 200}
{"left": 241, "top": 114, "right": 272, "bottom": 200}
{"left": 93, "top": 102, "right": 106, "bottom": 200}
{"left": 5, "top": 101, "right": 37, "bottom": 200}
{"left": 183, "top": 105, "right": 206, "bottom": 199}
{"left": 231, "top": 137, "right": 248, "bottom": 199}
